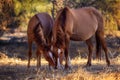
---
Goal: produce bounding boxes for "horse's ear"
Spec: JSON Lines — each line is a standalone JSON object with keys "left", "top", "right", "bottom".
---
{"left": 64, "top": 6, "right": 69, "bottom": 11}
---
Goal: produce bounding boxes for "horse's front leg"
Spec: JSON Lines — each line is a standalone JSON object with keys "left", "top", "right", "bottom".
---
{"left": 36, "top": 48, "right": 41, "bottom": 70}
{"left": 64, "top": 36, "right": 71, "bottom": 69}
{"left": 65, "top": 50, "right": 71, "bottom": 69}
{"left": 86, "top": 38, "right": 93, "bottom": 66}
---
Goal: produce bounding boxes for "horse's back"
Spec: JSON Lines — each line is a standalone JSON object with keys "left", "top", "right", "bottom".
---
{"left": 36, "top": 13, "right": 53, "bottom": 37}
{"left": 70, "top": 7, "right": 101, "bottom": 41}
{"left": 27, "top": 13, "right": 53, "bottom": 40}
{"left": 36, "top": 13, "right": 53, "bottom": 29}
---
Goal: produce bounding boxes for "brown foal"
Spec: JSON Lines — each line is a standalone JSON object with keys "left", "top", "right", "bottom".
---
{"left": 27, "top": 13, "right": 55, "bottom": 69}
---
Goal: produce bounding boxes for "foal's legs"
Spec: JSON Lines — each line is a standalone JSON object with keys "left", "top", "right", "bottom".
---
{"left": 86, "top": 38, "right": 93, "bottom": 66}
{"left": 28, "top": 39, "right": 32, "bottom": 68}
{"left": 36, "top": 48, "right": 41, "bottom": 69}
{"left": 97, "top": 32, "right": 110, "bottom": 66}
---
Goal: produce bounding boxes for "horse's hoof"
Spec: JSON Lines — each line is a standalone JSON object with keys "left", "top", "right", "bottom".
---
{"left": 27, "top": 65, "right": 30, "bottom": 68}
{"left": 107, "top": 60, "right": 110, "bottom": 66}
{"left": 64, "top": 65, "right": 72, "bottom": 70}
{"left": 54, "top": 66, "right": 57, "bottom": 69}
{"left": 49, "top": 66, "right": 54, "bottom": 71}
{"left": 54, "top": 65, "right": 64, "bottom": 70}
{"left": 86, "top": 63, "right": 91, "bottom": 67}
{"left": 58, "top": 65, "right": 64, "bottom": 70}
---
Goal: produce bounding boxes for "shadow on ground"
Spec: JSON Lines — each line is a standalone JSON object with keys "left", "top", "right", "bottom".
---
{"left": 0, "top": 31, "right": 120, "bottom": 80}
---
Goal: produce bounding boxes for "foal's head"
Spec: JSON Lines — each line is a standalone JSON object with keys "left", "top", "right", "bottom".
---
{"left": 34, "top": 23, "right": 55, "bottom": 67}
{"left": 42, "top": 45, "right": 55, "bottom": 67}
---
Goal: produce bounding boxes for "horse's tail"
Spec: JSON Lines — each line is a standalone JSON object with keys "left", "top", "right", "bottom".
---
{"left": 91, "top": 7, "right": 104, "bottom": 59}
{"left": 95, "top": 32, "right": 102, "bottom": 59}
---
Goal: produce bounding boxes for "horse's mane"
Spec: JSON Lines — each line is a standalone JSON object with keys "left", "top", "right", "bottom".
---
{"left": 53, "top": 7, "right": 70, "bottom": 48}
{"left": 56, "top": 7, "right": 69, "bottom": 30}
{"left": 33, "top": 22, "right": 45, "bottom": 46}
{"left": 55, "top": 28, "right": 65, "bottom": 48}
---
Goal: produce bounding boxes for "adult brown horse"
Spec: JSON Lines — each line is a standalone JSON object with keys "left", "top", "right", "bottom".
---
{"left": 52, "top": 7, "right": 110, "bottom": 69}
{"left": 27, "top": 13, "right": 55, "bottom": 69}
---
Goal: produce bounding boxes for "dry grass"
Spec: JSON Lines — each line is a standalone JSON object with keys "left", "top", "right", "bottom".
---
{"left": 0, "top": 31, "right": 120, "bottom": 80}
{"left": 105, "top": 30, "right": 120, "bottom": 37}
{"left": 0, "top": 56, "right": 120, "bottom": 80}
{"left": 63, "top": 71, "right": 120, "bottom": 80}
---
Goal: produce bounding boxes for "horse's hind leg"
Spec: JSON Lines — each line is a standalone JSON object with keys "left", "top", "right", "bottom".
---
{"left": 28, "top": 39, "right": 32, "bottom": 68}
{"left": 97, "top": 31, "right": 110, "bottom": 66}
{"left": 86, "top": 38, "right": 93, "bottom": 66}
{"left": 95, "top": 33, "right": 102, "bottom": 60}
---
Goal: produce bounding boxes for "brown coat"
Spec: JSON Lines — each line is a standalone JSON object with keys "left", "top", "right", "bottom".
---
{"left": 27, "top": 13, "right": 55, "bottom": 69}
{"left": 52, "top": 7, "right": 110, "bottom": 69}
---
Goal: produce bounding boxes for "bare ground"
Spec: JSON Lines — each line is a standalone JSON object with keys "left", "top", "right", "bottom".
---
{"left": 0, "top": 31, "right": 120, "bottom": 80}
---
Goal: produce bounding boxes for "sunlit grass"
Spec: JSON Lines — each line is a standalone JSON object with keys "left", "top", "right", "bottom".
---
{"left": 0, "top": 55, "right": 120, "bottom": 80}
{"left": 0, "top": 57, "right": 48, "bottom": 66}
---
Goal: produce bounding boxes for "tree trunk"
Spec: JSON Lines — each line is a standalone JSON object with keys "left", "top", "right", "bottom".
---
{"left": 51, "top": 0, "right": 64, "bottom": 19}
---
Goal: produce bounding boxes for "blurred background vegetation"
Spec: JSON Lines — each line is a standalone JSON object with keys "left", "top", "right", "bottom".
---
{"left": 0, "top": 0, "right": 120, "bottom": 36}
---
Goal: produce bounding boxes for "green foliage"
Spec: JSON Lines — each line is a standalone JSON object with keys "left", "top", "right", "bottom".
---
{"left": 0, "top": 0, "right": 120, "bottom": 33}
{"left": 12, "top": 0, "right": 120, "bottom": 31}
{"left": 104, "top": 14, "right": 118, "bottom": 31}
{"left": 0, "top": 0, "right": 18, "bottom": 34}
{"left": 13, "top": 0, "right": 52, "bottom": 31}
{"left": 65, "top": 0, "right": 120, "bottom": 31}
{"left": 14, "top": 0, "right": 52, "bottom": 16}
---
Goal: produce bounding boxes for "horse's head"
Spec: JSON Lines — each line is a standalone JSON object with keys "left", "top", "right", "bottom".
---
{"left": 51, "top": 45, "right": 64, "bottom": 69}
{"left": 50, "top": 7, "right": 70, "bottom": 69}
{"left": 42, "top": 45, "right": 55, "bottom": 67}
{"left": 42, "top": 43, "right": 65, "bottom": 69}
{"left": 51, "top": 29, "right": 65, "bottom": 69}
